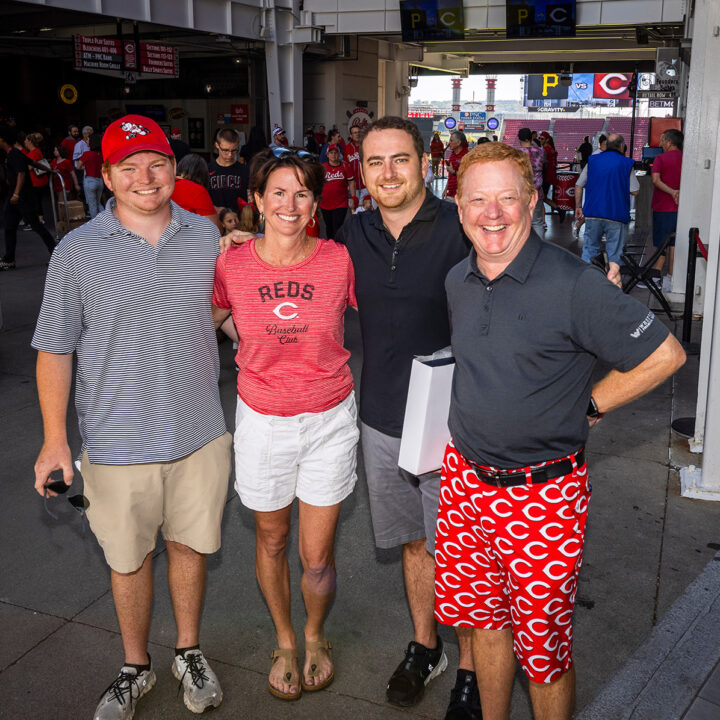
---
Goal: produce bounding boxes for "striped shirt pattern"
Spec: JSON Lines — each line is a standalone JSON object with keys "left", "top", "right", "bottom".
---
{"left": 32, "top": 200, "right": 227, "bottom": 465}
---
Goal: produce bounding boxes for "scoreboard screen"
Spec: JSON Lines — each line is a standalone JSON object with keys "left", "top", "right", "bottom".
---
{"left": 507, "top": 0, "right": 576, "bottom": 39}
{"left": 400, "top": 0, "right": 465, "bottom": 42}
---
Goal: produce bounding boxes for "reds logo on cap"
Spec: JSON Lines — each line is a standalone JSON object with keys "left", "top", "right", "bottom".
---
{"left": 102, "top": 114, "right": 174, "bottom": 165}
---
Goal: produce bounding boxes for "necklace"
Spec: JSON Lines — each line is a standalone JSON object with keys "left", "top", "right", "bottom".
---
{"left": 256, "top": 235, "right": 315, "bottom": 267}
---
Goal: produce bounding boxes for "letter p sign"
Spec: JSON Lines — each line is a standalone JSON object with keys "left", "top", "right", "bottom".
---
{"left": 543, "top": 74, "right": 559, "bottom": 96}
{"left": 410, "top": 11, "right": 422, "bottom": 28}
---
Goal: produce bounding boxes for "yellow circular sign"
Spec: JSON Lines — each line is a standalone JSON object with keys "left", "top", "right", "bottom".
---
{"left": 59, "top": 84, "right": 78, "bottom": 105}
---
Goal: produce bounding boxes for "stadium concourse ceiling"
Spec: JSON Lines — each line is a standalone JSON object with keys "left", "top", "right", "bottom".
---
{"left": 412, "top": 23, "right": 686, "bottom": 76}
{"left": 0, "top": 0, "right": 264, "bottom": 60}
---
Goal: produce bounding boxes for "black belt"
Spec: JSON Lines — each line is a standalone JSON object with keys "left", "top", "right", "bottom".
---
{"left": 467, "top": 449, "right": 585, "bottom": 488}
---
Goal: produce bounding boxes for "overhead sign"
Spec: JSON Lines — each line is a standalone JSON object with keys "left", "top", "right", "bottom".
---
{"left": 593, "top": 73, "right": 632, "bottom": 99}
{"left": 637, "top": 90, "right": 676, "bottom": 99}
{"left": 506, "top": 0, "right": 576, "bottom": 39}
{"left": 486, "top": 117, "right": 499, "bottom": 130}
{"left": 649, "top": 99, "right": 675, "bottom": 108}
{"left": 74, "top": 35, "right": 179, "bottom": 79}
{"left": 459, "top": 111, "right": 486, "bottom": 123}
{"left": 444, "top": 117, "right": 457, "bottom": 129}
{"left": 526, "top": 74, "right": 568, "bottom": 100}
{"left": 400, "top": 0, "right": 465, "bottom": 42}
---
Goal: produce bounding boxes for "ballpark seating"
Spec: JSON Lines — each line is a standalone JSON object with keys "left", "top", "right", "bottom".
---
{"left": 553, "top": 118, "right": 605, "bottom": 162}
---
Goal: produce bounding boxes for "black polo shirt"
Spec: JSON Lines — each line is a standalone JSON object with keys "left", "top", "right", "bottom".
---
{"left": 446, "top": 233, "right": 669, "bottom": 468}
{"left": 336, "top": 190, "right": 468, "bottom": 437}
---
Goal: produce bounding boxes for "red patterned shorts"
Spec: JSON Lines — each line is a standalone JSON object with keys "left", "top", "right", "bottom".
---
{"left": 434, "top": 441, "right": 591, "bottom": 684}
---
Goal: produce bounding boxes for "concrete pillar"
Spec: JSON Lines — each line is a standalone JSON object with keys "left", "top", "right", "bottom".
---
{"left": 672, "top": 0, "right": 720, "bottom": 305}
{"left": 679, "top": 2, "right": 720, "bottom": 499}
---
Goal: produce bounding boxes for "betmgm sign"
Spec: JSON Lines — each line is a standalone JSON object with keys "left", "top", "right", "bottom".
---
{"left": 507, "top": 0, "right": 576, "bottom": 39}
{"left": 400, "top": 0, "right": 465, "bottom": 42}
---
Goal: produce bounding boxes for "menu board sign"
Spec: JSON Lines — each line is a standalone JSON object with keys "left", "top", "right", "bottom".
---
{"left": 74, "top": 36, "right": 179, "bottom": 79}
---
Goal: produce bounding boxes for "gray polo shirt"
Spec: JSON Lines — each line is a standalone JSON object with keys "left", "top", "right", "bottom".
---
{"left": 32, "top": 200, "right": 226, "bottom": 465}
{"left": 446, "top": 233, "right": 669, "bottom": 468}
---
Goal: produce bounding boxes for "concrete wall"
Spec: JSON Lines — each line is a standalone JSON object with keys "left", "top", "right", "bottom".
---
{"left": 303, "top": 37, "right": 385, "bottom": 135}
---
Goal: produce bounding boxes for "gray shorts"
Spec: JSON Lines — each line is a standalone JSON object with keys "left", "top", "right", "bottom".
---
{"left": 361, "top": 422, "right": 441, "bottom": 553}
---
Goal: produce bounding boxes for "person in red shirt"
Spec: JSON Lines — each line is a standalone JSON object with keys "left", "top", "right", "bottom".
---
{"left": 313, "top": 124, "right": 327, "bottom": 148}
{"left": 173, "top": 153, "right": 221, "bottom": 230}
{"left": 320, "top": 145, "right": 355, "bottom": 239}
{"left": 430, "top": 131, "right": 445, "bottom": 177}
{"left": 77, "top": 134, "right": 104, "bottom": 218}
{"left": 539, "top": 131, "right": 566, "bottom": 221}
{"left": 443, "top": 131, "right": 468, "bottom": 202}
{"left": 50, "top": 145, "right": 80, "bottom": 201}
{"left": 61, "top": 125, "right": 80, "bottom": 159}
{"left": 212, "top": 149, "right": 358, "bottom": 702}
{"left": 651, "top": 129, "right": 683, "bottom": 285}
{"left": 344, "top": 125, "right": 367, "bottom": 203}
{"left": 23, "top": 132, "right": 51, "bottom": 223}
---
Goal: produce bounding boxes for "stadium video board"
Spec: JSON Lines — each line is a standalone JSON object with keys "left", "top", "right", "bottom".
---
{"left": 400, "top": 0, "right": 465, "bottom": 42}
{"left": 507, "top": 0, "right": 576, "bottom": 39}
{"left": 524, "top": 73, "right": 635, "bottom": 108}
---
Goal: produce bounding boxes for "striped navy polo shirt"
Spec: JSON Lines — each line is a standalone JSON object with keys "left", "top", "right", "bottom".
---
{"left": 32, "top": 200, "right": 227, "bottom": 465}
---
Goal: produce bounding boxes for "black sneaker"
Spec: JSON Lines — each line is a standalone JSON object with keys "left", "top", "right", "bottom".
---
{"left": 445, "top": 669, "right": 483, "bottom": 719}
{"left": 386, "top": 639, "right": 448, "bottom": 707}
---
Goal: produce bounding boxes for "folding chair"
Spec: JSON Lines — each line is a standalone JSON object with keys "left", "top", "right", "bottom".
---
{"left": 621, "top": 231, "right": 675, "bottom": 319}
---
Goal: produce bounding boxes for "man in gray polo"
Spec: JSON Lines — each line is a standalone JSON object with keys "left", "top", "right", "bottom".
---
{"left": 434, "top": 142, "right": 685, "bottom": 719}
{"left": 32, "top": 114, "right": 231, "bottom": 720}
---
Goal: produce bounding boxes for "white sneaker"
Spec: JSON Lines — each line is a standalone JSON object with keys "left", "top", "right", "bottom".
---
{"left": 172, "top": 649, "right": 223, "bottom": 713}
{"left": 94, "top": 664, "right": 156, "bottom": 720}
{"left": 662, "top": 275, "right": 674, "bottom": 293}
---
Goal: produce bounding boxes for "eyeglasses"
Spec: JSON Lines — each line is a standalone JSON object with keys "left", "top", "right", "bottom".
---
{"left": 43, "top": 478, "right": 90, "bottom": 526}
{"left": 271, "top": 146, "right": 318, "bottom": 162}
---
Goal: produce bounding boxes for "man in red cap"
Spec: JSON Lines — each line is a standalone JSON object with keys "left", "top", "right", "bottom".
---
{"left": 32, "top": 114, "right": 230, "bottom": 719}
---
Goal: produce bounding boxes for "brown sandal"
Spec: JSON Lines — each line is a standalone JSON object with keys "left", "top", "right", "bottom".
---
{"left": 302, "top": 638, "right": 334, "bottom": 692}
{"left": 269, "top": 648, "right": 301, "bottom": 701}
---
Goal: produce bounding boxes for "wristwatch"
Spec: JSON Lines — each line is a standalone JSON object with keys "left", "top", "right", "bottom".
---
{"left": 587, "top": 396, "right": 603, "bottom": 419}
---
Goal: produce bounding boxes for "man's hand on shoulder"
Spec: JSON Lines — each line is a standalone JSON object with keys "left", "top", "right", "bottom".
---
{"left": 219, "top": 230, "right": 256, "bottom": 253}
{"left": 607, "top": 262, "right": 622, "bottom": 289}
{"left": 34, "top": 441, "right": 74, "bottom": 497}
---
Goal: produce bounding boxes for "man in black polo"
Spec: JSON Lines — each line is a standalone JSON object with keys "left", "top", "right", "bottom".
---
{"left": 207, "top": 128, "right": 250, "bottom": 211}
{"left": 336, "top": 116, "right": 481, "bottom": 720}
{"left": 435, "top": 142, "right": 685, "bottom": 720}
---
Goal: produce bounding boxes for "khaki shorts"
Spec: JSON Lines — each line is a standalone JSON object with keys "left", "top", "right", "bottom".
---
{"left": 81, "top": 433, "right": 232, "bottom": 573}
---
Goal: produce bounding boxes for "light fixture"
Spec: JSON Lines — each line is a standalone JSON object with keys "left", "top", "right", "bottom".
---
{"left": 205, "top": 83, "right": 213, "bottom": 94}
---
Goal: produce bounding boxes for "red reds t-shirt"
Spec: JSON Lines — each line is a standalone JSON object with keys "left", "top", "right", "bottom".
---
{"left": 320, "top": 162, "right": 354, "bottom": 210}
{"left": 651, "top": 149, "right": 682, "bottom": 212}
{"left": 61, "top": 137, "right": 76, "bottom": 159}
{"left": 213, "top": 238, "right": 357, "bottom": 416}
{"left": 51, "top": 157, "right": 73, "bottom": 193}
{"left": 25, "top": 148, "right": 49, "bottom": 188}
{"left": 80, "top": 150, "right": 102, "bottom": 178}
{"left": 445, "top": 148, "right": 468, "bottom": 198}
{"left": 172, "top": 177, "right": 216, "bottom": 216}
{"left": 344, "top": 141, "right": 365, "bottom": 191}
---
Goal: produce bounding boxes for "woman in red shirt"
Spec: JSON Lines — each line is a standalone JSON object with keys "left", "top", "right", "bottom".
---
{"left": 51, "top": 145, "right": 80, "bottom": 202}
{"left": 443, "top": 130, "right": 469, "bottom": 202}
{"left": 319, "top": 144, "right": 355, "bottom": 239}
{"left": 430, "top": 131, "right": 445, "bottom": 177}
{"left": 23, "top": 133, "right": 51, "bottom": 223}
{"left": 212, "top": 148, "right": 357, "bottom": 702}
{"left": 77, "top": 134, "right": 104, "bottom": 218}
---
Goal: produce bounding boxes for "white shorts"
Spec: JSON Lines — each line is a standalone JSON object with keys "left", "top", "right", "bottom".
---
{"left": 234, "top": 391, "right": 359, "bottom": 512}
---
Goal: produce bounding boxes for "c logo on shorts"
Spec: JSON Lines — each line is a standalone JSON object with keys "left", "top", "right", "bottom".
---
{"left": 522, "top": 502, "right": 547, "bottom": 522}
{"left": 490, "top": 498, "right": 513, "bottom": 518}
{"left": 506, "top": 520, "right": 530, "bottom": 540}
{"left": 456, "top": 562, "right": 477, "bottom": 578}
{"left": 440, "top": 571, "right": 463, "bottom": 589}
{"left": 543, "top": 560, "right": 569, "bottom": 581}
{"left": 457, "top": 531, "right": 476, "bottom": 549}
{"left": 510, "top": 558, "right": 534, "bottom": 578}
{"left": 544, "top": 632, "right": 561, "bottom": 652}
{"left": 524, "top": 540, "right": 550, "bottom": 560}
{"left": 540, "top": 522, "right": 565, "bottom": 542}
{"left": 527, "top": 655, "right": 552, "bottom": 674}
{"left": 527, "top": 618, "right": 550, "bottom": 637}
{"left": 456, "top": 592, "right": 477, "bottom": 608}
{"left": 539, "top": 483, "right": 564, "bottom": 503}
{"left": 527, "top": 581, "right": 552, "bottom": 599}
{"left": 438, "top": 602, "right": 460, "bottom": 618}
{"left": 559, "top": 537, "right": 582, "bottom": 558}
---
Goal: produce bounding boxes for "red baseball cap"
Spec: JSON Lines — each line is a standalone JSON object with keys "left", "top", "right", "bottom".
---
{"left": 539, "top": 131, "right": 551, "bottom": 140}
{"left": 327, "top": 143, "right": 339, "bottom": 152}
{"left": 102, "top": 114, "right": 174, "bottom": 165}
{"left": 170, "top": 127, "right": 181, "bottom": 139}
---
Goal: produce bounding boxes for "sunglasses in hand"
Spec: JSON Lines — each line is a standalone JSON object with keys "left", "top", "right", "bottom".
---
{"left": 43, "top": 478, "right": 90, "bottom": 521}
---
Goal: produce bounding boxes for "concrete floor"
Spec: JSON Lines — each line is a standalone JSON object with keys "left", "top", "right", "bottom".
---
{"left": 1, "top": 209, "right": 720, "bottom": 719}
